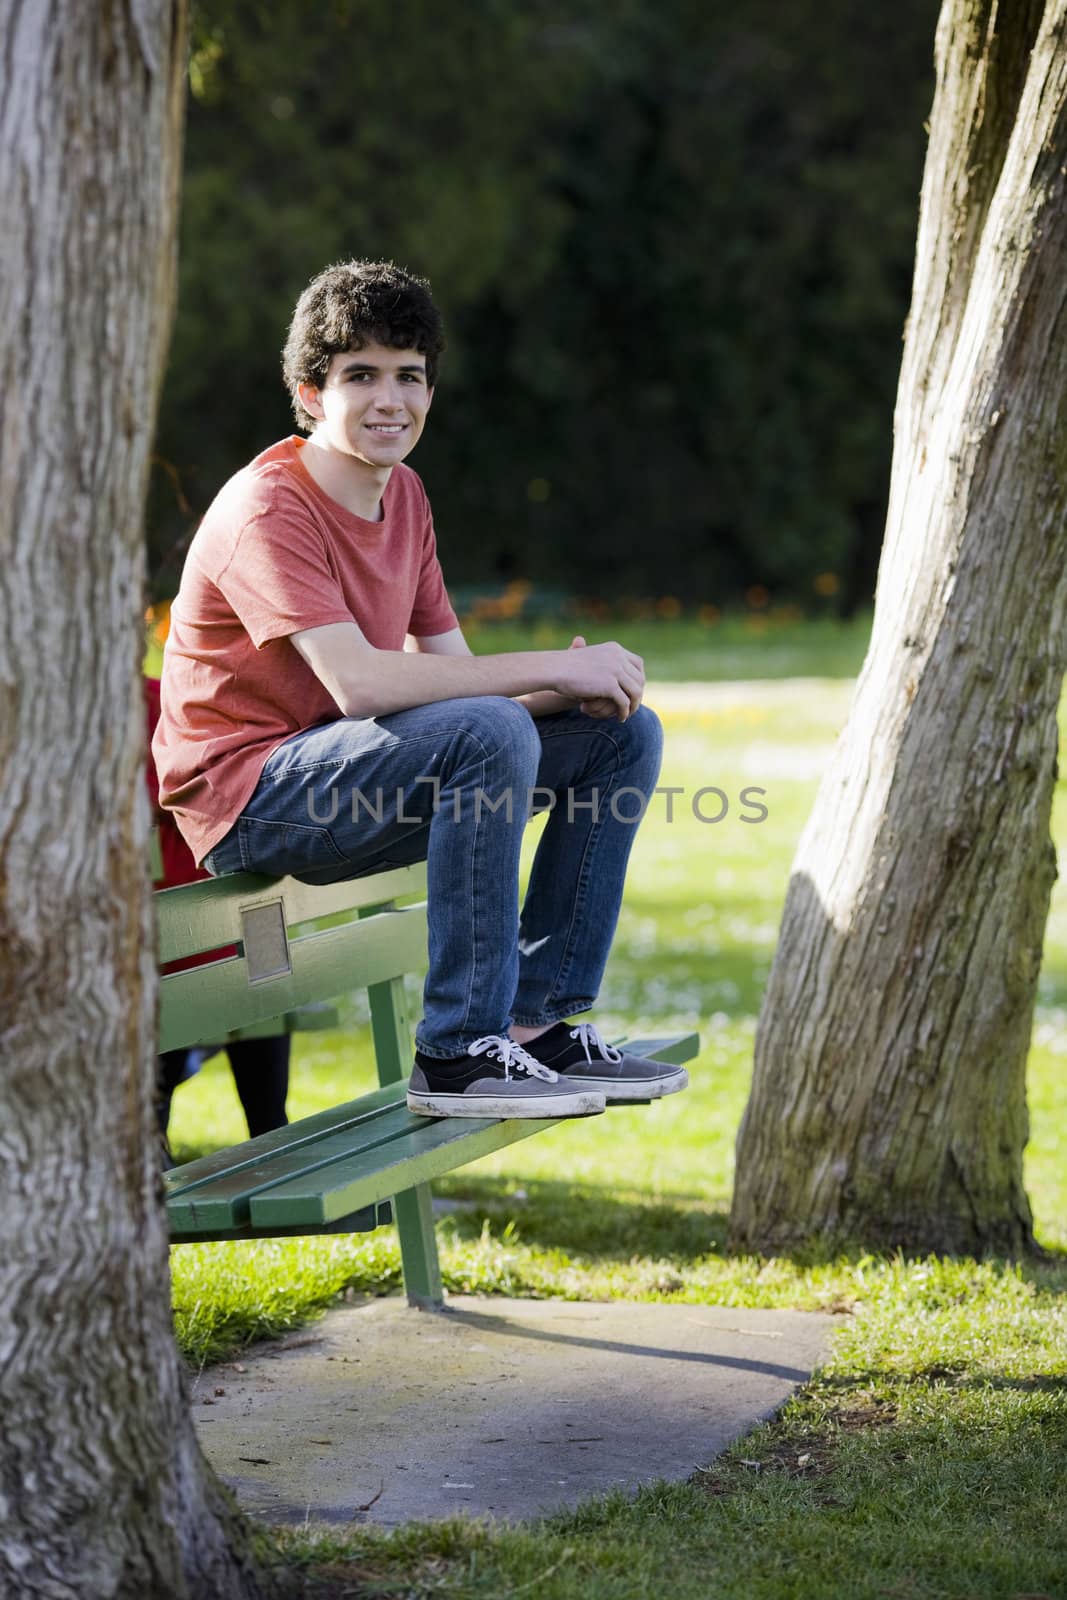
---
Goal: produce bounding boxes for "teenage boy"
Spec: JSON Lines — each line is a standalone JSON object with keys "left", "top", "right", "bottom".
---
{"left": 154, "top": 259, "right": 688, "bottom": 1119}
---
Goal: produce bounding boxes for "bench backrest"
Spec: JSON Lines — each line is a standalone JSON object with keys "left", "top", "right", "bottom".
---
{"left": 155, "top": 864, "right": 428, "bottom": 1053}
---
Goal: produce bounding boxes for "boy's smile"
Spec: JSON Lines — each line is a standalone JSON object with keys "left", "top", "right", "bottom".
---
{"left": 296, "top": 341, "right": 433, "bottom": 517}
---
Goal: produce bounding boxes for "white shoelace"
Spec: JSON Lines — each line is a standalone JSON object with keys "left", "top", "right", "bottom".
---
{"left": 468, "top": 1036, "right": 557, "bottom": 1082}
{"left": 568, "top": 1023, "right": 623, "bottom": 1064}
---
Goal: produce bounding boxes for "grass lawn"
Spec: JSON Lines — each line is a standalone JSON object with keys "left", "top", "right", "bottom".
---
{"left": 453, "top": 611, "right": 874, "bottom": 681}
{"left": 165, "top": 616, "right": 1067, "bottom": 1598}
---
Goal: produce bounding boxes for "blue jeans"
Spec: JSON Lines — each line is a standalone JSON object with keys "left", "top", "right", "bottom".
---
{"left": 204, "top": 699, "right": 663, "bottom": 1058}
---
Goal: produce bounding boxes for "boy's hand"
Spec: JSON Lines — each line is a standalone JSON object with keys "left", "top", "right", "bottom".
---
{"left": 567, "top": 635, "right": 618, "bottom": 719}
{"left": 555, "top": 636, "right": 644, "bottom": 721}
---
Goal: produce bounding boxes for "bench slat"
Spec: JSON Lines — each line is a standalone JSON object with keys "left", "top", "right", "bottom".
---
{"left": 164, "top": 1033, "right": 699, "bottom": 1208}
{"left": 165, "top": 1080, "right": 405, "bottom": 1199}
{"left": 165, "top": 1024, "right": 700, "bottom": 1241}
{"left": 248, "top": 1034, "right": 701, "bottom": 1227}
{"left": 222, "top": 1003, "right": 339, "bottom": 1041}
{"left": 167, "top": 1095, "right": 557, "bottom": 1234}
{"left": 156, "top": 863, "right": 427, "bottom": 964}
{"left": 167, "top": 1095, "right": 411, "bottom": 1231}
{"left": 159, "top": 904, "right": 427, "bottom": 1051}
{"left": 168, "top": 1202, "right": 392, "bottom": 1245}
{"left": 247, "top": 1110, "right": 560, "bottom": 1228}
{"left": 164, "top": 1031, "right": 701, "bottom": 1239}
{"left": 609, "top": 1032, "right": 700, "bottom": 1065}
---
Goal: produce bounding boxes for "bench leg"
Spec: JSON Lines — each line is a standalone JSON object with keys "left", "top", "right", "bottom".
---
{"left": 392, "top": 1184, "right": 444, "bottom": 1309}
{"left": 364, "top": 956, "right": 446, "bottom": 1310}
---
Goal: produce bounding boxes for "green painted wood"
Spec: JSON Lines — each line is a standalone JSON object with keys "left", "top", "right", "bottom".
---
{"left": 362, "top": 931, "right": 442, "bottom": 1305}
{"left": 614, "top": 1033, "right": 700, "bottom": 1065}
{"left": 165, "top": 1078, "right": 405, "bottom": 1188}
{"left": 361, "top": 897, "right": 413, "bottom": 1088}
{"left": 392, "top": 1187, "right": 441, "bottom": 1308}
{"left": 164, "top": 1032, "right": 701, "bottom": 1242}
{"left": 157, "top": 856, "right": 701, "bottom": 1252}
{"left": 222, "top": 1004, "right": 340, "bottom": 1042}
{"left": 167, "top": 1100, "right": 415, "bottom": 1231}
{"left": 155, "top": 863, "right": 427, "bottom": 964}
{"left": 244, "top": 1029, "right": 702, "bottom": 1232}
{"left": 169, "top": 1103, "right": 555, "bottom": 1236}
{"left": 168, "top": 1201, "right": 391, "bottom": 1244}
{"left": 164, "top": 1081, "right": 407, "bottom": 1222}
{"left": 158, "top": 903, "right": 428, "bottom": 1051}
{"left": 248, "top": 1111, "right": 560, "bottom": 1227}
{"left": 366, "top": 975, "right": 412, "bottom": 1085}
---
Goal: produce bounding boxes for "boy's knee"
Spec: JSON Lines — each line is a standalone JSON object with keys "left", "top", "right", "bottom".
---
{"left": 625, "top": 703, "right": 664, "bottom": 763}
{"left": 458, "top": 696, "right": 541, "bottom": 769}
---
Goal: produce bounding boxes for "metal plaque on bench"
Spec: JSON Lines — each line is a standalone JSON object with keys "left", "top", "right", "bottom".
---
{"left": 240, "top": 900, "right": 292, "bottom": 983}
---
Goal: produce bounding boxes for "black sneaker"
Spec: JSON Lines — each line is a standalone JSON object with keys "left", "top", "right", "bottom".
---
{"left": 520, "top": 1021, "right": 689, "bottom": 1102}
{"left": 407, "top": 1035, "right": 606, "bottom": 1120}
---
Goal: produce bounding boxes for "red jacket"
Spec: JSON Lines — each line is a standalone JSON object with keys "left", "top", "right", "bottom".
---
{"left": 146, "top": 676, "right": 236, "bottom": 972}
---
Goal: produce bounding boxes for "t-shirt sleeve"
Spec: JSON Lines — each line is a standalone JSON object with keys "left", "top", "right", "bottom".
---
{"left": 408, "top": 498, "right": 459, "bottom": 638}
{"left": 214, "top": 506, "right": 355, "bottom": 648}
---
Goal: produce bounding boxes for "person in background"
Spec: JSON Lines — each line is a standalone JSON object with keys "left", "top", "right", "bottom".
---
{"left": 145, "top": 675, "right": 289, "bottom": 1146}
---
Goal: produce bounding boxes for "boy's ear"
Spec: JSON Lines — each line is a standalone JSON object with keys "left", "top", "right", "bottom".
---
{"left": 425, "top": 386, "right": 434, "bottom": 413}
{"left": 297, "top": 381, "right": 325, "bottom": 420}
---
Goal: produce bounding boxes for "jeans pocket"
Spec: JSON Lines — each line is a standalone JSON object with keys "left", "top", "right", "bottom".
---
{"left": 237, "top": 816, "right": 348, "bottom": 879}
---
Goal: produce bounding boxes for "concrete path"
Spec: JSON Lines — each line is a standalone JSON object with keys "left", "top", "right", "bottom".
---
{"left": 194, "top": 1296, "right": 833, "bottom": 1526}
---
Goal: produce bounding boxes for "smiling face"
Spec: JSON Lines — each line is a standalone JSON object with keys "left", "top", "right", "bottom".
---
{"left": 297, "top": 342, "right": 434, "bottom": 471}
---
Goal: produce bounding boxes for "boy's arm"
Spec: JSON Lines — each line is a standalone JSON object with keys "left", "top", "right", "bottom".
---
{"left": 406, "top": 626, "right": 584, "bottom": 718}
{"left": 290, "top": 621, "right": 644, "bottom": 721}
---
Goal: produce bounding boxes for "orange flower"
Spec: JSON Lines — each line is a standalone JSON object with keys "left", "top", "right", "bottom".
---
{"left": 146, "top": 600, "right": 172, "bottom": 645}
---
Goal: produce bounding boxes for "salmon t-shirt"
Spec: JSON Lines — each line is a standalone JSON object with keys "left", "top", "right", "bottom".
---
{"left": 153, "top": 437, "right": 458, "bottom": 865}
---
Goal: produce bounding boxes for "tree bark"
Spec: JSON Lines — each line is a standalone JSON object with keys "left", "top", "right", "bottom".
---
{"left": 730, "top": 0, "right": 1067, "bottom": 1257}
{"left": 0, "top": 6, "right": 274, "bottom": 1596}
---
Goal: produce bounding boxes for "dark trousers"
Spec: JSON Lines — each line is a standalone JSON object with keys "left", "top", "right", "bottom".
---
{"left": 157, "top": 1035, "right": 290, "bottom": 1139}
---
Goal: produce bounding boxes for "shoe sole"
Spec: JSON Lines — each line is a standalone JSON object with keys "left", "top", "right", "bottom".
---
{"left": 558, "top": 1067, "right": 690, "bottom": 1102}
{"left": 407, "top": 1089, "right": 605, "bottom": 1119}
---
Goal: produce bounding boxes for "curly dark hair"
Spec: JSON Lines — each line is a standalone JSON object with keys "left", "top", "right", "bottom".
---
{"left": 282, "top": 259, "right": 446, "bottom": 431}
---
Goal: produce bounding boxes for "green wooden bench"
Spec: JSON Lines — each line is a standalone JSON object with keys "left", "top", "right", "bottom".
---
{"left": 158, "top": 862, "right": 699, "bottom": 1309}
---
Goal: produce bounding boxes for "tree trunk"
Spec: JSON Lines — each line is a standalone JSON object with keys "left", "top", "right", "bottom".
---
{"left": 730, "top": 0, "right": 1067, "bottom": 1257}
{"left": 0, "top": 7, "right": 273, "bottom": 1596}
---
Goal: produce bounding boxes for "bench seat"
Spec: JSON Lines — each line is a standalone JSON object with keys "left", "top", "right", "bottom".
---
{"left": 165, "top": 1033, "right": 699, "bottom": 1244}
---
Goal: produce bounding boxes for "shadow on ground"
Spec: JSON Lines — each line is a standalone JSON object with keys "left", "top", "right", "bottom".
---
{"left": 434, "top": 1174, "right": 1067, "bottom": 1288}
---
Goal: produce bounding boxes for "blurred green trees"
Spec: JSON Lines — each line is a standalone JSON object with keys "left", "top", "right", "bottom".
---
{"left": 150, "top": 0, "right": 936, "bottom": 607}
